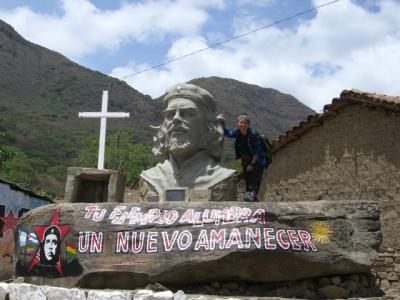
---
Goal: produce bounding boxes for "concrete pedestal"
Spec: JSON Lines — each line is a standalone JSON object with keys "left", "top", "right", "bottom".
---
{"left": 64, "top": 167, "right": 125, "bottom": 203}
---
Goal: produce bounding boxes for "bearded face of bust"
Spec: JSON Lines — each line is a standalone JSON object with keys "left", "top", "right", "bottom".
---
{"left": 151, "top": 83, "right": 225, "bottom": 161}
{"left": 163, "top": 98, "right": 206, "bottom": 156}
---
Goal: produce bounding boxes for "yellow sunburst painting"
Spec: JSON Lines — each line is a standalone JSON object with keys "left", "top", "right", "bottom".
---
{"left": 310, "top": 221, "right": 333, "bottom": 244}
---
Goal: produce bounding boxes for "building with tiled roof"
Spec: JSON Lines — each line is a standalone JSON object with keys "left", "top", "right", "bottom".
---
{"left": 259, "top": 89, "right": 400, "bottom": 293}
{"left": 273, "top": 89, "right": 400, "bottom": 152}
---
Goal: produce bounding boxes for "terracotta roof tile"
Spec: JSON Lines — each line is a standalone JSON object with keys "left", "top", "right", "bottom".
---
{"left": 273, "top": 89, "right": 400, "bottom": 152}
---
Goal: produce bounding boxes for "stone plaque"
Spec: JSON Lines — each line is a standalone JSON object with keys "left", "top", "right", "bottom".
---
{"left": 147, "top": 195, "right": 160, "bottom": 203}
{"left": 165, "top": 188, "right": 187, "bottom": 202}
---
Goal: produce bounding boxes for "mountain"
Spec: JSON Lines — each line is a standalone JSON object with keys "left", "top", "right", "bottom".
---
{"left": 0, "top": 19, "right": 162, "bottom": 195}
{"left": 0, "top": 19, "right": 314, "bottom": 197}
{"left": 188, "top": 77, "right": 313, "bottom": 139}
{"left": 0, "top": 19, "right": 162, "bottom": 142}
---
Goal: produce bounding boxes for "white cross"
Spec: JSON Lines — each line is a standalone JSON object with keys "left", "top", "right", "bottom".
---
{"left": 78, "top": 91, "right": 130, "bottom": 170}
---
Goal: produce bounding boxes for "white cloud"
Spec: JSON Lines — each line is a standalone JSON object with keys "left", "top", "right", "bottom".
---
{"left": 236, "top": 0, "right": 275, "bottom": 7}
{"left": 112, "top": 0, "right": 400, "bottom": 111}
{"left": 0, "top": 0, "right": 223, "bottom": 59}
{"left": 2, "top": 0, "right": 399, "bottom": 112}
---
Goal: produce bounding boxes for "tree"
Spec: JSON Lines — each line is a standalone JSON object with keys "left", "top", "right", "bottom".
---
{"left": 74, "top": 130, "right": 158, "bottom": 187}
{"left": 0, "top": 118, "right": 15, "bottom": 172}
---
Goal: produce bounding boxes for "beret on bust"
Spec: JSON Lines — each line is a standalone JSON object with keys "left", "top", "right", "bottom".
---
{"left": 163, "top": 83, "right": 217, "bottom": 113}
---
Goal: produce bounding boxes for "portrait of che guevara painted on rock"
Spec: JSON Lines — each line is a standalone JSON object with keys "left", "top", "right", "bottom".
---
{"left": 15, "top": 208, "right": 82, "bottom": 277}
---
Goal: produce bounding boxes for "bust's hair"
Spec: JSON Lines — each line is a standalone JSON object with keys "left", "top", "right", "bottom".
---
{"left": 152, "top": 103, "right": 224, "bottom": 161}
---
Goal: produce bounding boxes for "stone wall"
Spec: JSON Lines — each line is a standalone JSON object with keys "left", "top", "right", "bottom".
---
{"left": 259, "top": 104, "right": 400, "bottom": 293}
{"left": 0, "top": 282, "right": 178, "bottom": 300}
{"left": 0, "top": 274, "right": 387, "bottom": 299}
{"left": 371, "top": 248, "right": 400, "bottom": 292}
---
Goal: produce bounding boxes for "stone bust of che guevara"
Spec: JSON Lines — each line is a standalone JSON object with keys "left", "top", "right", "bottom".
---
{"left": 139, "top": 83, "right": 238, "bottom": 202}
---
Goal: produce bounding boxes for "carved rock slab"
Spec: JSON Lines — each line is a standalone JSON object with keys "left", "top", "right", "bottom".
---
{"left": 14, "top": 200, "right": 381, "bottom": 288}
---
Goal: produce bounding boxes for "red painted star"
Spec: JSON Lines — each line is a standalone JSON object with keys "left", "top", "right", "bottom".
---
{"left": 0, "top": 211, "right": 18, "bottom": 234}
{"left": 28, "top": 208, "right": 71, "bottom": 276}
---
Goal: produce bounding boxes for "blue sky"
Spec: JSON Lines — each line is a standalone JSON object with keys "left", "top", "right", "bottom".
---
{"left": 0, "top": 0, "right": 399, "bottom": 111}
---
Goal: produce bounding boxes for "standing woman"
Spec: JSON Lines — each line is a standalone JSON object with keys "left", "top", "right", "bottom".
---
{"left": 220, "top": 114, "right": 268, "bottom": 201}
